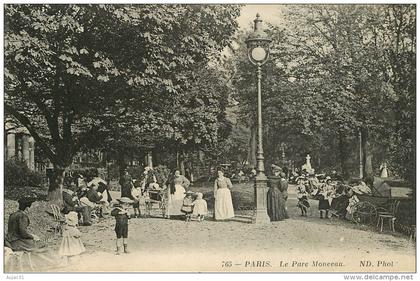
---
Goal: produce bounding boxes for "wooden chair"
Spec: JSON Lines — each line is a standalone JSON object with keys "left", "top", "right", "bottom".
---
{"left": 377, "top": 200, "right": 400, "bottom": 232}
{"left": 5, "top": 250, "right": 35, "bottom": 272}
{"left": 50, "top": 204, "right": 64, "bottom": 235}
{"left": 409, "top": 225, "right": 416, "bottom": 242}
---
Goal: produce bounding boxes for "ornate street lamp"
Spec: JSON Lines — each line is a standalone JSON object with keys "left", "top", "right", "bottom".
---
{"left": 246, "top": 14, "right": 271, "bottom": 224}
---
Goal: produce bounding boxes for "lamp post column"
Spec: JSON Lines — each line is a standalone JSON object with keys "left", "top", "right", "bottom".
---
{"left": 359, "top": 129, "right": 363, "bottom": 179}
{"left": 254, "top": 64, "right": 270, "bottom": 224}
{"left": 246, "top": 13, "right": 271, "bottom": 224}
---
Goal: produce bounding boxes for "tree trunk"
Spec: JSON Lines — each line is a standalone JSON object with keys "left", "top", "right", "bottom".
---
{"left": 247, "top": 124, "right": 257, "bottom": 167}
{"left": 179, "top": 151, "right": 186, "bottom": 176}
{"left": 361, "top": 127, "right": 373, "bottom": 181}
{"left": 338, "top": 133, "right": 350, "bottom": 180}
{"left": 117, "top": 151, "right": 126, "bottom": 179}
{"left": 47, "top": 165, "right": 66, "bottom": 206}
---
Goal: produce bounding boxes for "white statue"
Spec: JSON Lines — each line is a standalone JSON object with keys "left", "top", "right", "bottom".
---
{"left": 380, "top": 163, "right": 388, "bottom": 178}
{"left": 302, "top": 154, "right": 315, "bottom": 174}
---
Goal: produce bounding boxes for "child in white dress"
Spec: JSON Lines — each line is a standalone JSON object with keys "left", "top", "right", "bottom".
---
{"left": 192, "top": 192, "right": 208, "bottom": 221}
{"left": 59, "top": 211, "right": 86, "bottom": 263}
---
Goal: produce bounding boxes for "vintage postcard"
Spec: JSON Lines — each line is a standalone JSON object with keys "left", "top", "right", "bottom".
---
{"left": 2, "top": 2, "right": 416, "bottom": 274}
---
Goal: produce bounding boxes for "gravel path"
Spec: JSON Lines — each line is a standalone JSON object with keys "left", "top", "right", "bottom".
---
{"left": 52, "top": 184, "right": 415, "bottom": 272}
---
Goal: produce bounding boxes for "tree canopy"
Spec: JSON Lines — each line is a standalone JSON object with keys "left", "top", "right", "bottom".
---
{"left": 229, "top": 4, "right": 415, "bottom": 183}
{"left": 5, "top": 4, "right": 242, "bottom": 199}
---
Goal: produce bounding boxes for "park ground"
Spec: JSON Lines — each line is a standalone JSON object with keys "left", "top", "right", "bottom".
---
{"left": 4, "top": 183, "right": 416, "bottom": 273}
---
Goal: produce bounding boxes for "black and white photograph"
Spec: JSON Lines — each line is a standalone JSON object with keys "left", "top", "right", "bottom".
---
{"left": 1, "top": 1, "right": 417, "bottom": 275}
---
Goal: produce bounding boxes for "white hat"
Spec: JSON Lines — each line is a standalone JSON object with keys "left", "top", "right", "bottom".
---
{"left": 65, "top": 211, "right": 79, "bottom": 226}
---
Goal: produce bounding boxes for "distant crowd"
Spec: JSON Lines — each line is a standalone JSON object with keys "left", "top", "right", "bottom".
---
{"left": 295, "top": 172, "right": 372, "bottom": 220}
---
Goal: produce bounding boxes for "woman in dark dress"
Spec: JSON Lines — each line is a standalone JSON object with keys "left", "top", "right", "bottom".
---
{"left": 119, "top": 169, "right": 134, "bottom": 198}
{"left": 318, "top": 178, "right": 334, "bottom": 218}
{"left": 267, "top": 168, "right": 289, "bottom": 221}
{"left": 5, "top": 198, "right": 61, "bottom": 271}
{"left": 5, "top": 198, "right": 40, "bottom": 252}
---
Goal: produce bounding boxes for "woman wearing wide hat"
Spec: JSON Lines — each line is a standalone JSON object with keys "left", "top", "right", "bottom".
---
{"left": 267, "top": 167, "right": 289, "bottom": 221}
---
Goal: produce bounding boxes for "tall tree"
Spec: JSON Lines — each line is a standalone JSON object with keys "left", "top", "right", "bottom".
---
{"left": 229, "top": 4, "right": 415, "bottom": 181}
{"left": 5, "top": 4, "right": 241, "bottom": 202}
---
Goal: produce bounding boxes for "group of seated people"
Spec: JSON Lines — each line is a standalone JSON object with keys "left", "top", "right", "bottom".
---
{"left": 296, "top": 173, "right": 371, "bottom": 220}
{"left": 62, "top": 171, "right": 112, "bottom": 226}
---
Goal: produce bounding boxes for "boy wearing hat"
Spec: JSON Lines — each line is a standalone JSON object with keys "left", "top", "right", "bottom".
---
{"left": 111, "top": 197, "right": 133, "bottom": 254}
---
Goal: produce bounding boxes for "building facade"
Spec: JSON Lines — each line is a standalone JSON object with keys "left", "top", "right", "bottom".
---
{"left": 5, "top": 121, "right": 35, "bottom": 170}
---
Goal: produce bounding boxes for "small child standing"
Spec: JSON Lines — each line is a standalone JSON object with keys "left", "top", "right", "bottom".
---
{"left": 296, "top": 182, "right": 310, "bottom": 217}
{"left": 131, "top": 181, "right": 142, "bottom": 218}
{"left": 111, "top": 197, "right": 133, "bottom": 255}
{"left": 59, "top": 211, "right": 86, "bottom": 263}
{"left": 192, "top": 192, "right": 208, "bottom": 222}
{"left": 181, "top": 191, "right": 194, "bottom": 222}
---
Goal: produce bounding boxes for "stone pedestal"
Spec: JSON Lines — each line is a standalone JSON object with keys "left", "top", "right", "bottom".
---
{"left": 254, "top": 174, "right": 271, "bottom": 224}
{"left": 145, "top": 151, "right": 153, "bottom": 168}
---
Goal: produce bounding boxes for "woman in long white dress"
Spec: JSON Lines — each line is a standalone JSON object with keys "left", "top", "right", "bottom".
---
{"left": 166, "top": 170, "right": 190, "bottom": 217}
{"left": 214, "top": 170, "right": 235, "bottom": 220}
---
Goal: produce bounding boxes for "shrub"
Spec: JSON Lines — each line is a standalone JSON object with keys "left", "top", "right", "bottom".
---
{"left": 5, "top": 159, "right": 43, "bottom": 187}
{"left": 4, "top": 159, "right": 47, "bottom": 201}
{"left": 154, "top": 165, "right": 171, "bottom": 186}
{"left": 4, "top": 186, "right": 48, "bottom": 201}
{"left": 126, "top": 165, "right": 144, "bottom": 180}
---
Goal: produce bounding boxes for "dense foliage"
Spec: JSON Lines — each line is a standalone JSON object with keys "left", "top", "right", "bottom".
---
{"left": 4, "top": 159, "right": 47, "bottom": 201}
{"left": 5, "top": 4, "right": 241, "bottom": 200}
{"left": 229, "top": 5, "right": 415, "bottom": 183}
{"left": 5, "top": 159, "right": 44, "bottom": 187}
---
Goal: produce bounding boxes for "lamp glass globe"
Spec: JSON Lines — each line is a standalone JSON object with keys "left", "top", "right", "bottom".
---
{"left": 251, "top": 47, "right": 267, "bottom": 61}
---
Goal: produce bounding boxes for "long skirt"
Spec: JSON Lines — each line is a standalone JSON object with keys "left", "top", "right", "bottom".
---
{"left": 214, "top": 188, "right": 234, "bottom": 220}
{"left": 267, "top": 188, "right": 288, "bottom": 221}
{"left": 318, "top": 199, "right": 330, "bottom": 210}
{"left": 59, "top": 236, "right": 86, "bottom": 257}
{"left": 167, "top": 184, "right": 186, "bottom": 216}
{"left": 332, "top": 196, "right": 349, "bottom": 217}
{"left": 4, "top": 240, "right": 62, "bottom": 272}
